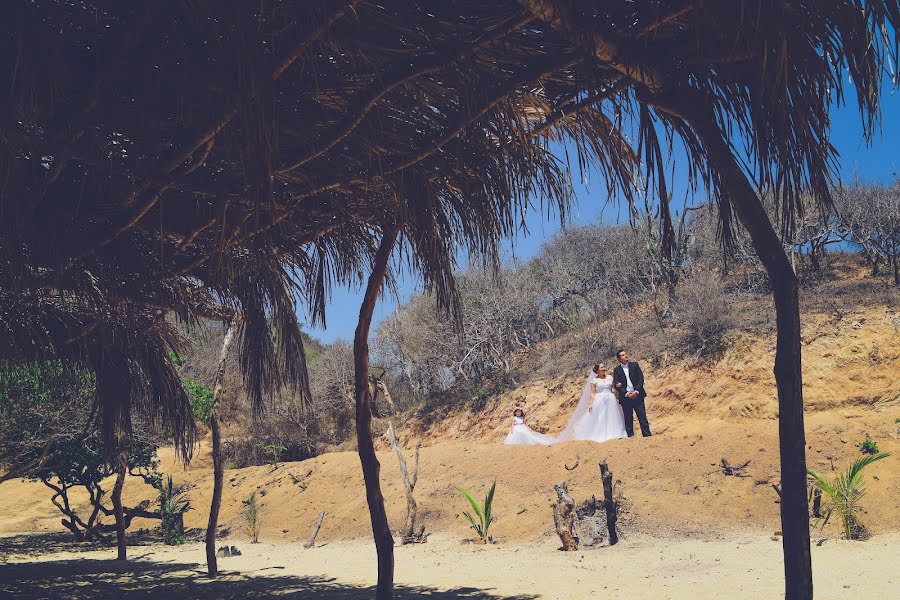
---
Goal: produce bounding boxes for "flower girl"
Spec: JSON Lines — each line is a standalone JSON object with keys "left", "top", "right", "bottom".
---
{"left": 504, "top": 406, "right": 555, "bottom": 446}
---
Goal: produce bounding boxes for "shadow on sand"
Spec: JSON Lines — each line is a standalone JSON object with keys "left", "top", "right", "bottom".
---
{"left": 0, "top": 529, "right": 206, "bottom": 556}
{"left": 0, "top": 534, "right": 536, "bottom": 599}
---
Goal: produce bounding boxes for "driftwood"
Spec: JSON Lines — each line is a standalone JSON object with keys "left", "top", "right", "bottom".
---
{"left": 720, "top": 458, "right": 751, "bottom": 477}
{"left": 304, "top": 511, "right": 326, "bottom": 548}
{"left": 217, "top": 545, "right": 242, "bottom": 557}
{"left": 386, "top": 420, "right": 427, "bottom": 544}
{"left": 599, "top": 461, "right": 618, "bottom": 546}
{"left": 289, "top": 469, "right": 314, "bottom": 490}
{"left": 552, "top": 482, "right": 578, "bottom": 551}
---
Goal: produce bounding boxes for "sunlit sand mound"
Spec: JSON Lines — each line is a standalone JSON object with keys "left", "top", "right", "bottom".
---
{"left": 0, "top": 409, "right": 897, "bottom": 545}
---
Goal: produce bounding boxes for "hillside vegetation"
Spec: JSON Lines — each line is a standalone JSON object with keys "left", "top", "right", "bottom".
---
{"left": 169, "top": 187, "right": 900, "bottom": 466}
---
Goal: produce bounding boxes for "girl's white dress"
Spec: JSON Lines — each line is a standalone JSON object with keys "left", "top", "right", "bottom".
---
{"left": 555, "top": 374, "right": 627, "bottom": 443}
{"left": 504, "top": 415, "right": 555, "bottom": 446}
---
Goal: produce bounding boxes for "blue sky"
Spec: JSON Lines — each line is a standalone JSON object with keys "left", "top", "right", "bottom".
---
{"left": 307, "top": 88, "right": 900, "bottom": 343}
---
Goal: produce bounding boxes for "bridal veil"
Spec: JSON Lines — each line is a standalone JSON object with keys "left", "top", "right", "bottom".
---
{"left": 554, "top": 369, "right": 597, "bottom": 442}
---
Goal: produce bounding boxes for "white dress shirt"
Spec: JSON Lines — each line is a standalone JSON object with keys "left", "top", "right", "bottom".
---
{"left": 621, "top": 363, "right": 635, "bottom": 392}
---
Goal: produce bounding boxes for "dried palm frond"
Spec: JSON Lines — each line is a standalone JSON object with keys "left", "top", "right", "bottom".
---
{"left": 0, "top": 1, "right": 896, "bottom": 456}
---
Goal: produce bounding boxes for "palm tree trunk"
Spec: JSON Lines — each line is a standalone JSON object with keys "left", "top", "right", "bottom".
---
{"left": 206, "top": 320, "right": 237, "bottom": 578}
{"left": 111, "top": 448, "right": 128, "bottom": 560}
{"left": 354, "top": 227, "right": 399, "bottom": 600}
{"left": 686, "top": 105, "right": 813, "bottom": 600}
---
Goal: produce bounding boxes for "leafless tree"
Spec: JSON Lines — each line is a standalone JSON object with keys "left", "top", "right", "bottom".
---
{"left": 836, "top": 183, "right": 900, "bottom": 285}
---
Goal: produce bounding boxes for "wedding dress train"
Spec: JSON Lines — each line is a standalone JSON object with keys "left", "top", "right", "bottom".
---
{"left": 504, "top": 415, "right": 556, "bottom": 446}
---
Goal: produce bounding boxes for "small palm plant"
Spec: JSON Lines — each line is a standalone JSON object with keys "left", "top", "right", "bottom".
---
{"left": 159, "top": 475, "right": 190, "bottom": 545}
{"left": 808, "top": 453, "right": 890, "bottom": 540}
{"left": 242, "top": 492, "right": 261, "bottom": 543}
{"left": 856, "top": 435, "right": 879, "bottom": 455}
{"left": 457, "top": 481, "right": 496, "bottom": 543}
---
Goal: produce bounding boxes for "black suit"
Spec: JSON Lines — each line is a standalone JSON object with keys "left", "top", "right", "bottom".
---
{"left": 612, "top": 361, "right": 652, "bottom": 437}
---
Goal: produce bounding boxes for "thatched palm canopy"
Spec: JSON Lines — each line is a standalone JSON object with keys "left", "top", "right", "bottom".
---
{"left": 1, "top": 1, "right": 897, "bottom": 457}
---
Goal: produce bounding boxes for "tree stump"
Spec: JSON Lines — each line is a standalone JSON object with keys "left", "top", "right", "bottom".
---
{"left": 599, "top": 461, "right": 618, "bottom": 546}
{"left": 572, "top": 496, "right": 605, "bottom": 547}
{"left": 553, "top": 482, "right": 578, "bottom": 551}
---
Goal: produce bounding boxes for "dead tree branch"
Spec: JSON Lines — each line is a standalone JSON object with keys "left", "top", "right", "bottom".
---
{"left": 386, "top": 420, "right": 426, "bottom": 544}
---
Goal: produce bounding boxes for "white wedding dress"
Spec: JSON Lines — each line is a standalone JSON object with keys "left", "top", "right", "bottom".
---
{"left": 504, "top": 415, "right": 556, "bottom": 446}
{"left": 555, "top": 373, "right": 627, "bottom": 443}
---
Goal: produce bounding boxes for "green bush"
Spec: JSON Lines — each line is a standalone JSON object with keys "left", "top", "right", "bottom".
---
{"left": 0, "top": 362, "right": 94, "bottom": 473}
{"left": 31, "top": 435, "right": 161, "bottom": 541}
{"left": 262, "top": 443, "right": 287, "bottom": 467}
{"left": 184, "top": 379, "right": 214, "bottom": 424}
{"left": 1, "top": 361, "right": 164, "bottom": 541}
{"left": 167, "top": 350, "right": 185, "bottom": 368}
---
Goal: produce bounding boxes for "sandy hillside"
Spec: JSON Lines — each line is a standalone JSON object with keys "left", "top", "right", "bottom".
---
{"left": 403, "top": 305, "right": 900, "bottom": 448}
{"left": 0, "top": 301, "right": 897, "bottom": 547}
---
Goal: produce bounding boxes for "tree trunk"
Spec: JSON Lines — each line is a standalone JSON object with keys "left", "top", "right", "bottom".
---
{"left": 892, "top": 250, "right": 898, "bottom": 286}
{"left": 354, "top": 227, "right": 399, "bottom": 600}
{"left": 808, "top": 248, "right": 821, "bottom": 273}
{"left": 599, "top": 461, "right": 618, "bottom": 546}
{"left": 111, "top": 448, "right": 128, "bottom": 560}
{"left": 552, "top": 482, "right": 578, "bottom": 550}
{"left": 206, "top": 320, "right": 237, "bottom": 578}
{"left": 683, "top": 102, "right": 813, "bottom": 600}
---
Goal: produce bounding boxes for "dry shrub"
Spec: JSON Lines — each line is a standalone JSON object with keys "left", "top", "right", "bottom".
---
{"left": 674, "top": 269, "right": 733, "bottom": 357}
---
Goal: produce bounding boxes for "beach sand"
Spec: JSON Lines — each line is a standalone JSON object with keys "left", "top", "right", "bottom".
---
{"left": 1, "top": 531, "right": 897, "bottom": 599}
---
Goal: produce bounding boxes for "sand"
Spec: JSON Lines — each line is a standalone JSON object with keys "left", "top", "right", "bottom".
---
{"left": 1, "top": 406, "right": 897, "bottom": 545}
{"left": 0, "top": 294, "right": 897, "bottom": 597}
{"left": 1, "top": 532, "right": 897, "bottom": 599}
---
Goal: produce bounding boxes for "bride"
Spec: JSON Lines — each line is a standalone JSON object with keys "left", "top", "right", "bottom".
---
{"left": 555, "top": 363, "right": 627, "bottom": 443}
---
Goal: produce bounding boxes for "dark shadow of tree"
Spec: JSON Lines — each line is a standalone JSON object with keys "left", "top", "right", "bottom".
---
{"left": 0, "top": 534, "right": 537, "bottom": 599}
{"left": 0, "top": 529, "right": 205, "bottom": 556}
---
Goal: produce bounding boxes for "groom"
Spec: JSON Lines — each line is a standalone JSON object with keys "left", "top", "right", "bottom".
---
{"left": 612, "top": 350, "right": 652, "bottom": 437}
